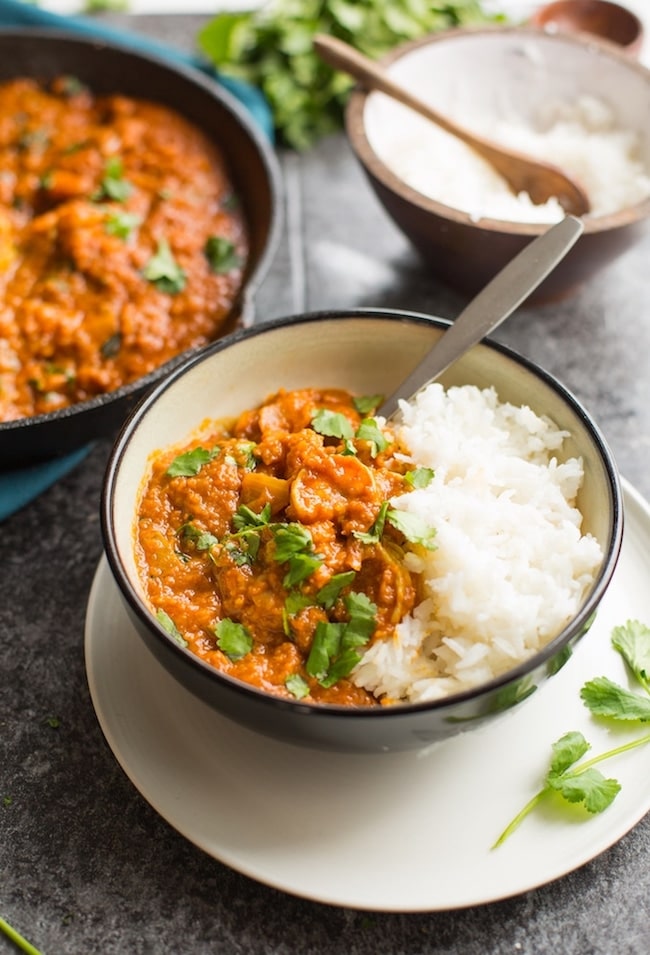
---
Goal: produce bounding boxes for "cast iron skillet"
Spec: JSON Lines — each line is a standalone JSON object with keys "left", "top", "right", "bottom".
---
{"left": 0, "top": 28, "right": 282, "bottom": 469}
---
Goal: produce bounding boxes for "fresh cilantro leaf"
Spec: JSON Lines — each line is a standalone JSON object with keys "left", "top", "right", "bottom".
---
{"left": 94, "top": 156, "right": 133, "bottom": 202}
{"left": 611, "top": 619, "right": 650, "bottom": 693}
{"left": 105, "top": 209, "right": 141, "bottom": 239}
{"left": 232, "top": 502, "right": 271, "bottom": 530}
{"left": 285, "top": 673, "right": 310, "bottom": 699}
{"left": 355, "top": 418, "right": 389, "bottom": 457}
{"left": 387, "top": 507, "right": 437, "bottom": 550}
{"left": 317, "top": 570, "right": 356, "bottom": 609}
{"left": 143, "top": 238, "right": 187, "bottom": 294}
{"left": 354, "top": 501, "right": 389, "bottom": 544}
{"left": 353, "top": 394, "right": 383, "bottom": 415}
{"left": 166, "top": 446, "right": 217, "bottom": 477}
{"left": 179, "top": 523, "right": 219, "bottom": 551}
{"left": 306, "top": 622, "right": 344, "bottom": 681}
{"left": 548, "top": 730, "right": 590, "bottom": 775}
{"left": 405, "top": 467, "right": 435, "bottom": 489}
{"left": 285, "top": 592, "right": 313, "bottom": 615}
{"left": 311, "top": 408, "right": 354, "bottom": 441}
{"left": 343, "top": 591, "right": 377, "bottom": 646}
{"left": 205, "top": 235, "right": 243, "bottom": 273}
{"left": 156, "top": 609, "right": 188, "bottom": 647}
{"left": 272, "top": 523, "right": 313, "bottom": 561}
{"left": 283, "top": 552, "right": 323, "bottom": 588}
{"left": 580, "top": 677, "right": 650, "bottom": 721}
{"left": 215, "top": 619, "right": 253, "bottom": 660}
{"left": 318, "top": 647, "right": 365, "bottom": 688}
{"left": 546, "top": 767, "right": 621, "bottom": 812}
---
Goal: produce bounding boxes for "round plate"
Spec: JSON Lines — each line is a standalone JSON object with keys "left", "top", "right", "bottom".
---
{"left": 85, "top": 479, "right": 650, "bottom": 912}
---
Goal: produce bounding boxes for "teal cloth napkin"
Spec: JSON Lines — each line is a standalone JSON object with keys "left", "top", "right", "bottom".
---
{"left": 0, "top": 0, "right": 273, "bottom": 521}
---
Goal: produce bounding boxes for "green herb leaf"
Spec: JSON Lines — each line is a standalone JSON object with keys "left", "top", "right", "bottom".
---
{"left": 580, "top": 676, "right": 650, "bottom": 721}
{"left": 305, "top": 591, "right": 376, "bottom": 687}
{"left": 306, "top": 621, "right": 344, "bottom": 681}
{"left": 215, "top": 619, "right": 253, "bottom": 660}
{"left": 316, "top": 570, "right": 356, "bottom": 609}
{"left": 285, "top": 673, "right": 310, "bottom": 699}
{"left": 387, "top": 507, "right": 437, "bottom": 550}
{"left": 548, "top": 730, "right": 590, "bottom": 775}
{"left": 272, "top": 523, "right": 313, "bottom": 562}
{"left": 143, "top": 238, "right": 187, "bottom": 294}
{"left": 205, "top": 235, "right": 243, "bottom": 273}
{"left": 95, "top": 156, "right": 133, "bottom": 202}
{"left": 354, "top": 501, "right": 389, "bottom": 545}
{"left": 166, "top": 446, "right": 217, "bottom": 478}
{"left": 405, "top": 467, "right": 435, "bottom": 489}
{"left": 285, "top": 592, "right": 313, "bottom": 615}
{"left": 232, "top": 502, "right": 271, "bottom": 530}
{"left": 105, "top": 209, "right": 142, "bottom": 239}
{"left": 283, "top": 552, "right": 323, "bottom": 588}
{"left": 611, "top": 619, "right": 650, "bottom": 694}
{"left": 156, "top": 609, "right": 188, "bottom": 648}
{"left": 546, "top": 766, "right": 621, "bottom": 813}
{"left": 353, "top": 394, "right": 383, "bottom": 415}
{"left": 355, "top": 417, "right": 389, "bottom": 457}
{"left": 179, "top": 523, "right": 219, "bottom": 551}
{"left": 311, "top": 408, "right": 354, "bottom": 441}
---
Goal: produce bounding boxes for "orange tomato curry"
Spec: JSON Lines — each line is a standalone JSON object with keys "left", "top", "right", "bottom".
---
{"left": 136, "top": 388, "right": 426, "bottom": 707}
{"left": 0, "top": 77, "right": 248, "bottom": 422}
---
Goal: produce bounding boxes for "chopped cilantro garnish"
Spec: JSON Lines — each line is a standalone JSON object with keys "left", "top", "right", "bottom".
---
{"left": 104, "top": 209, "right": 141, "bottom": 239}
{"left": 166, "top": 446, "right": 218, "bottom": 478}
{"left": 232, "top": 503, "right": 271, "bottom": 530}
{"left": 204, "top": 235, "right": 243, "bottom": 273}
{"left": 156, "top": 609, "right": 188, "bottom": 648}
{"left": 386, "top": 508, "right": 437, "bottom": 550}
{"left": 311, "top": 408, "right": 354, "bottom": 441}
{"left": 354, "top": 501, "right": 389, "bottom": 545}
{"left": 405, "top": 467, "right": 435, "bottom": 489}
{"left": 316, "top": 571, "right": 356, "bottom": 610}
{"left": 215, "top": 619, "right": 253, "bottom": 660}
{"left": 143, "top": 238, "right": 187, "bottom": 294}
{"left": 285, "top": 673, "right": 310, "bottom": 700}
{"left": 179, "top": 523, "right": 219, "bottom": 551}
{"left": 353, "top": 394, "right": 383, "bottom": 415}
{"left": 355, "top": 417, "right": 389, "bottom": 457}
{"left": 94, "top": 156, "right": 133, "bottom": 203}
{"left": 306, "top": 591, "right": 377, "bottom": 687}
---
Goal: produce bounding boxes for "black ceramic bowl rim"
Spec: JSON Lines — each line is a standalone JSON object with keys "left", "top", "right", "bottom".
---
{"left": 101, "top": 308, "right": 625, "bottom": 722}
{"left": 0, "top": 28, "right": 282, "bottom": 455}
{"left": 345, "top": 24, "right": 650, "bottom": 237}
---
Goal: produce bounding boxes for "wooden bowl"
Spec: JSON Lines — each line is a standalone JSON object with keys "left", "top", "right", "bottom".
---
{"left": 531, "top": 1, "right": 644, "bottom": 58}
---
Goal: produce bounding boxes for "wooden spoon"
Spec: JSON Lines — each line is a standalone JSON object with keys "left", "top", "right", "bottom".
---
{"left": 313, "top": 34, "right": 590, "bottom": 216}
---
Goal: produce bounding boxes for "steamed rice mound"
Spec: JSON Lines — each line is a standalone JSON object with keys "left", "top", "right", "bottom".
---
{"left": 351, "top": 383, "right": 604, "bottom": 704}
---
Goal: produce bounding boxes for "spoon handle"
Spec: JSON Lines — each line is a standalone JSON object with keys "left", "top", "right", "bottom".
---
{"left": 378, "top": 215, "right": 584, "bottom": 418}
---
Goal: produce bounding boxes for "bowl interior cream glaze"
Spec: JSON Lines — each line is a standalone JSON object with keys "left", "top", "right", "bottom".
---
{"left": 105, "top": 312, "right": 622, "bottom": 753}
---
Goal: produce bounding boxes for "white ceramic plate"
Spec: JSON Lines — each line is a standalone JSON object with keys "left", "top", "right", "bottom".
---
{"left": 85, "top": 479, "right": 650, "bottom": 912}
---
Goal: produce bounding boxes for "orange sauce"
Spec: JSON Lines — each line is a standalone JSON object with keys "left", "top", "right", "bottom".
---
{"left": 0, "top": 76, "right": 248, "bottom": 421}
{"left": 135, "top": 388, "right": 419, "bottom": 706}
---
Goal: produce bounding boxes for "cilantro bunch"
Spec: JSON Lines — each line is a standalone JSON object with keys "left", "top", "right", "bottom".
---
{"left": 493, "top": 620, "right": 650, "bottom": 848}
{"left": 197, "top": 0, "right": 504, "bottom": 149}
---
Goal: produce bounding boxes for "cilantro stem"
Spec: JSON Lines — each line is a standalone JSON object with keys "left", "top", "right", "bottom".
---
{"left": 492, "top": 730, "right": 650, "bottom": 849}
{"left": 0, "top": 917, "right": 43, "bottom": 955}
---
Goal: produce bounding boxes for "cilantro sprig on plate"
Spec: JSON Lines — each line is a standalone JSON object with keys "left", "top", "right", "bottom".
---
{"left": 493, "top": 620, "right": 650, "bottom": 848}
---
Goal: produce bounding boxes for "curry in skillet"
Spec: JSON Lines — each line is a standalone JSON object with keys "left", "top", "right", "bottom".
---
{"left": 0, "top": 76, "right": 247, "bottom": 422}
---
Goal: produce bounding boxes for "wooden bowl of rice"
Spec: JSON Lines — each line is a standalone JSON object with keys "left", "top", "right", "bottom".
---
{"left": 345, "top": 25, "right": 650, "bottom": 304}
{"left": 101, "top": 310, "right": 623, "bottom": 753}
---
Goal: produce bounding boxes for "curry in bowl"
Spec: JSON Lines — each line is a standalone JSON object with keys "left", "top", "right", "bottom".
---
{"left": 134, "top": 376, "right": 604, "bottom": 708}
{"left": 0, "top": 74, "right": 247, "bottom": 423}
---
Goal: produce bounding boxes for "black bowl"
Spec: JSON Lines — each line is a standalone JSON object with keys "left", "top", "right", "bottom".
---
{"left": 101, "top": 310, "right": 624, "bottom": 754}
{"left": 0, "top": 28, "right": 282, "bottom": 468}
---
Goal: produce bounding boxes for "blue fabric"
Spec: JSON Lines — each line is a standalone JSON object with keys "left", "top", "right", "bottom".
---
{"left": 0, "top": 0, "right": 273, "bottom": 520}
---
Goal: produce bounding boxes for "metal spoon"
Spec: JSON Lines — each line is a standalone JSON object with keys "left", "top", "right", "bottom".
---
{"left": 378, "top": 214, "right": 584, "bottom": 418}
{"left": 313, "top": 34, "right": 590, "bottom": 217}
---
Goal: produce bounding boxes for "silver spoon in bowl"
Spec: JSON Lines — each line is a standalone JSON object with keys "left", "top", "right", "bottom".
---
{"left": 313, "top": 34, "right": 590, "bottom": 217}
{"left": 378, "top": 214, "right": 584, "bottom": 418}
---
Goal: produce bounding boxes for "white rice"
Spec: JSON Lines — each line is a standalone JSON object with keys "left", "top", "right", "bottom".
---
{"left": 368, "top": 93, "right": 650, "bottom": 222}
{"left": 351, "top": 383, "right": 604, "bottom": 704}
